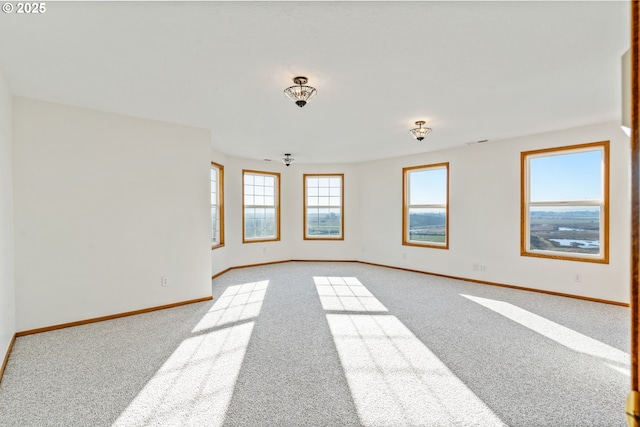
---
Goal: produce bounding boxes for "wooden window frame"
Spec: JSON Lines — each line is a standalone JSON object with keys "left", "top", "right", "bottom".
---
{"left": 242, "top": 169, "right": 281, "bottom": 243}
{"left": 303, "top": 174, "right": 345, "bottom": 241}
{"left": 211, "top": 162, "right": 225, "bottom": 250}
{"left": 402, "top": 162, "right": 449, "bottom": 249}
{"left": 520, "top": 141, "right": 610, "bottom": 264}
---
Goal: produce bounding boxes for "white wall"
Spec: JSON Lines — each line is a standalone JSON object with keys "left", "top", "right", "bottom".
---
{"left": 5, "top": 97, "right": 629, "bottom": 335}
{"left": 210, "top": 156, "right": 362, "bottom": 277}
{"left": 358, "top": 121, "right": 631, "bottom": 303}
{"left": 3, "top": 105, "right": 627, "bottom": 336}
{"left": 211, "top": 122, "right": 629, "bottom": 303}
{"left": 0, "top": 69, "right": 15, "bottom": 359}
{"left": 13, "top": 98, "right": 212, "bottom": 331}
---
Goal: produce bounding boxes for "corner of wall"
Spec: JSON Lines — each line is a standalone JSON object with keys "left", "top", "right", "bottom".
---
{"left": 0, "top": 67, "right": 16, "bottom": 374}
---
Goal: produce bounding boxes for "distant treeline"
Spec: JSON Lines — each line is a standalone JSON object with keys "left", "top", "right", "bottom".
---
{"left": 409, "top": 212, "right": 446, "bottom": 227}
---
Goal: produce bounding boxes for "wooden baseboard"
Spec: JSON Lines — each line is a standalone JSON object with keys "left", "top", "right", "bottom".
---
{"left": 0, "top": 333, "right": 17, "bottom": 384}
{"left": 358, "top": 261, "right": 629, "bottom": 307}
{"left": 211, "top": 259, "right": 362, "bottom": 280}
{"left": 211, "top": 259, "right": 293, "bottom": 280}
{"left": 212, "top": 268, "right": 231, "bottom": 280}
{"left": 290, "top": 259, "right": 360, "bottom": 263}
{"left": 16, "top": 296, "right": 213, "bottom": 337}
{"left": 212, "top": 259, "right": 628, "bottom": 307}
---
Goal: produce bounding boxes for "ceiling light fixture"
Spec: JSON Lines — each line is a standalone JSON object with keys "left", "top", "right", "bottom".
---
{"left": 284, "top": 76, "right": 317, "bottom": 108}
{"left": 282, "top": 153, "right": 295, "bottom": 167}
{"left": 409, "top": 120, "right": 432, "bottom": 141}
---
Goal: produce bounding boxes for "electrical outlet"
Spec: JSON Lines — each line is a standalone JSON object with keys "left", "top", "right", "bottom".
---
{"left": 574, "top": 273, "right": 582, "bottom": 282}
{"left": 402, "top": 253, "right": 407, "bottom": 259}
{"left": 162, "top": 276, "right": 169, "bottom": 287}
{"left": 473, "top": 263, "right": 478, "bottom": 271}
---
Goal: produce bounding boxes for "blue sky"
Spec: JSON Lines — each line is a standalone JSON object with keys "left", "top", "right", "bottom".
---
{"left": 409, "top": 167, "right": 447, "bottom": 205}
{"left": 408, "top": 149, "right": 602, "bottom": 207}
{"left": 529, "top": 149, "right": 603, "bottom": 202}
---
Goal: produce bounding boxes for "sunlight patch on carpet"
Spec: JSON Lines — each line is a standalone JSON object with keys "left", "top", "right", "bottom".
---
{"left": 318, "top": 277, "right": 505, "bottom": 427}
{"left": 112, "top": 281, "right": 269, "bottom": 426}
{"left": 461, "top": 294, "right": 629, "bottom": 373}
{"left": 314, "top": 276, "right": 388, "bottom": 312}
{"left": 193, "top": 280, "right": 268, "bottom": 332}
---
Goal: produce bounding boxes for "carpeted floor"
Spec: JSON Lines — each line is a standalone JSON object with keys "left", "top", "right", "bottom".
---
{"left": 0, "top": 262, "right": 630, "bottom": 426}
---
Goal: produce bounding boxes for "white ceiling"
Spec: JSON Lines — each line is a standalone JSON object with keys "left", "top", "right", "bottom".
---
{"left": 0, "top": 1, "right": 630, "bottom": 164}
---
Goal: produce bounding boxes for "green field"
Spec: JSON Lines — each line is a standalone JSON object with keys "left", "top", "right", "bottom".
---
{"left": 409, "top": 234, "right": 446, "bottom": 243}
{"left": 408, "top": 212, "right": 446, "bottom": 244}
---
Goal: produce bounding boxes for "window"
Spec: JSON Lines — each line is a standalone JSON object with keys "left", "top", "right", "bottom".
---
{"left": 304, "top": 174, "right": 344, "bottom": 240}
{"left": 403, "top": 163, "right": 449, "bottom": 248}
{"left": 521, "top": 141, "right": 609, "bottom": 263}
{"left": 211, "top": 162, "right": 224, "bottom": 249}
{"left": 243, "top": 170, "right": 280, "bottom": 243}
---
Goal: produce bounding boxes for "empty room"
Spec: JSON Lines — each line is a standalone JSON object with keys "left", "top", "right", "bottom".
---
{"left": 0, "top": 1, "right": 637, "bottom": 426}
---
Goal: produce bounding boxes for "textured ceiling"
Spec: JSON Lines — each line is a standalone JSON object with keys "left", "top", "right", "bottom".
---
{"left": 0, "top": 1, "right": 630, "bottom": 163}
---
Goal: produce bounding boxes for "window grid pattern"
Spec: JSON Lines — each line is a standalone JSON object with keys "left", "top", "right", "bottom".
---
{"left": 521, "top": 141, "right": 609, "bottom": 263}
{"left": 305, "top": 175, "right": 344, "bottom": 239}
{"left": 243, "top": 171, "right": 279, "bottom": 242}
{"left": 403, "top": 163, "right": 449, "bottom": 249}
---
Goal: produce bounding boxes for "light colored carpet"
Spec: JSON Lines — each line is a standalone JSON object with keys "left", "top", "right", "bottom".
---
{"left": 0, "top": 261, "right": 630, "bottom": 426}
